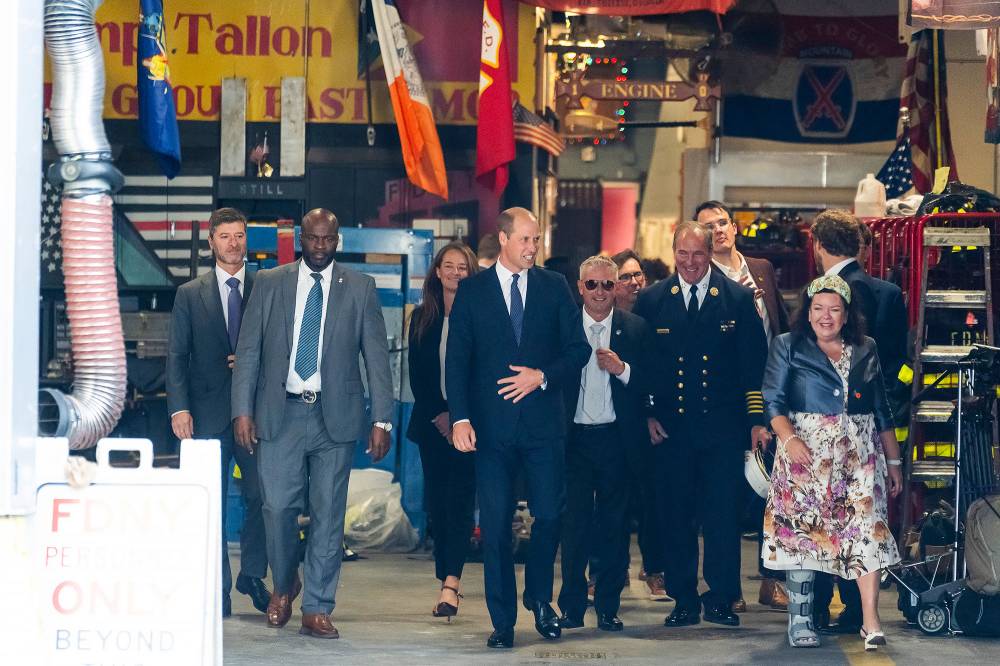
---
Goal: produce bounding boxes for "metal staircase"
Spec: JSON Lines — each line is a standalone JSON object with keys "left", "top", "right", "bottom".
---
{"left": 902, "top": 225, "right": 994, "bottom": 533}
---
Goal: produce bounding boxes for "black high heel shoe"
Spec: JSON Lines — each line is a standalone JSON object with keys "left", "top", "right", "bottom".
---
{"left": 432, "top": 584, "right": 463, "bottom": 621}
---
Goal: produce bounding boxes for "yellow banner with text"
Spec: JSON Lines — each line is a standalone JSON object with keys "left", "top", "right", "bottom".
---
{"left": 44, "top": 0, "right": 536, "bottom": 125}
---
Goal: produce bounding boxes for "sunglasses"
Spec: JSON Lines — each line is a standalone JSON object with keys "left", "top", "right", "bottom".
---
{"left": 618, "top": 271, "right": 644, "bottom": 282}
{"left": 584, "top": 279, "right": 616, "bottom": 291}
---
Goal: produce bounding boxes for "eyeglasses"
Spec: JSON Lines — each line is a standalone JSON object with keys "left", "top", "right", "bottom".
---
{"left": 699, "top": 220, "right": 732, "bottom": 231}
{"left": 301, "top": 233, "right": 337, "bottom": 245}
{"left": 584, "top": 279, "right": 615, "bottom": 291}
{"left": 617, "top": 271, "right": 644, "bottom": 283}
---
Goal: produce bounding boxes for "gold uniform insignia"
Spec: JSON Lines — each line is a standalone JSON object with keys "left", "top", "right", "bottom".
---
{"left": 709, "top": 287, "right": 719, "bottom": 296}
{"left": 671, "top": 285, "right": 680, "bottom": 295}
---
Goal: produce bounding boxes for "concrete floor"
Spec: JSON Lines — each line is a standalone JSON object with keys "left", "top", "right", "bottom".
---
{"left": 222, "top": 540, "right": 1000, "bottom": 665}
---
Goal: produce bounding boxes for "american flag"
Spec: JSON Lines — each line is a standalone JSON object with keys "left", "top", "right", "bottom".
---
{"left": 113, "top": 174, "right": 216, "bottom": 279}
{"left": 513, "top": 101, "right": 565, "bottom": 158}
{"left": 876, "top": 133, "right": 913, "bottom": 199}
{"left": 900, "top": 30, "right": 958, "bottom": 193}
{"left": 40, "top": 175, "right": 64, "bottom": 286}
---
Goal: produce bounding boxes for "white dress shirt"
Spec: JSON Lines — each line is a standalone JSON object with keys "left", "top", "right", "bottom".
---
{"left": 713, "top": 253, "right": 771, "bottom": 342}
{"left": 215, "top": 263, "right": 246, "bottom": 329}
{"left": 678, "top": 267, "right": 713, "bottom": 308}
{"left": 494, "top": 259, "right": 528, "bottom": 312}
{"left": 286, "top": 259, "right": 335, "bottom": 393}
{"left": 825, "top": 257, "right": 857, "bottom": 277}
{"left": 574, "top": 308, "right": 631, "bottom": 425}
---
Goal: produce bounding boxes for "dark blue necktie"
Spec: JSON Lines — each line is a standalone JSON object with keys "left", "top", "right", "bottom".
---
{"left": 509, "top": 273, "right": 524, "bottom": 345}
{"left": 294, "top": 273, "right": 323, "bottom": 380}
{"left": 687, "top": 284, "right": 699, "bottom": 321}
{"left": 225, "top": 276, "right": 242, "bottom": 351}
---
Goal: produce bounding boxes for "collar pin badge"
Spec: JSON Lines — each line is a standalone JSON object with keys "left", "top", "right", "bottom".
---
{"left": 709, "top": 287, "right": 719, "bottom": 296}
{"left": 670, "top": 285, "right": 680, "bottom": 295}
{"left": 337, "top": 277, "right": 344, "bottom": 283}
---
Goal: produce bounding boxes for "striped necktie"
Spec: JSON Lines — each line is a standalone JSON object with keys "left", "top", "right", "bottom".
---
{"left": 294, "top": 272, "right": 323, "bottom": 380}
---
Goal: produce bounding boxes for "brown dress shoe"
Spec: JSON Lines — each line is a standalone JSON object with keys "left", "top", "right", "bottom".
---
{"left": 732, "top": 598, "right": 747, "bottom": 613}
{"left": 758, "top": 579, "right": 789, "bottom": 610}
{"left": 300, "top": 613, "right": 340, "bottom": 639}
{"left": 645, "top": 573, "right": 671, "bottom": 601}
{"left": 267, "top": 574, "right": 302, "bottom": 628}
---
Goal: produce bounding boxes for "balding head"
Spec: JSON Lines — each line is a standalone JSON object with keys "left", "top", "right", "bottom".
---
{"left": 300, "top": 208, "right": 339, "bottom": 271}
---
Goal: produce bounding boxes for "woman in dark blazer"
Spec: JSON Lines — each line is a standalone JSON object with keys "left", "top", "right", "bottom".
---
{"left": 761, "top": 275, "right": 902, "bottom": 651}
{"left": 407, "top": 241, "right": 479, "bottom": 619}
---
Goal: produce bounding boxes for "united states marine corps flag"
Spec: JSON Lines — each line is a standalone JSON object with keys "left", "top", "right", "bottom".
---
{"left": 138, "top": 0, "right": 181, "bottom": 178}
{"left": 371, "top": 0, "right": 449, "bottom": 200}
{"left": 476, "top": 0, "right": 515, "bottom": 195}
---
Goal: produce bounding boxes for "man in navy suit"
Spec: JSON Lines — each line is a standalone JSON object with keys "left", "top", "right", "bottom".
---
{"left": 447, "top": 207, "right": 590, "bottom": 649}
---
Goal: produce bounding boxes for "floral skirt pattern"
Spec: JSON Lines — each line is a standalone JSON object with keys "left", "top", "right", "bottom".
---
{"left": 762, "top": 411, "right": 900, "bottom": 579}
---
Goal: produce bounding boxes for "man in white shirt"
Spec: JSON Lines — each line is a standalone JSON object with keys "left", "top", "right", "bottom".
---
{"left": 556, "top": 255, "right": 650, "bottom": 632}
{"left": 166, "top": 207, "right": 270, "bottom": 618}
{"left": 232, "top": 208, "right": 393, "bottom": 638}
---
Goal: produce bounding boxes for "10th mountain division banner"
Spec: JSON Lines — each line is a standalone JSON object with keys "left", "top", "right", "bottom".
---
{"left": 42, "top": 0, "right": 536, "bottom": 125}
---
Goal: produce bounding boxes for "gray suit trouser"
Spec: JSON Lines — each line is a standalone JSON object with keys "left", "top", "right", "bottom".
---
{"left": 257, "top": 398, "right": 355, "bottom": 615}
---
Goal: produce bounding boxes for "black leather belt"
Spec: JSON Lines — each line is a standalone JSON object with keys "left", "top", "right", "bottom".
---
{"left": 286, "top": 390, "right": 320, "bottom": 404}
{"left": 574, "top": 422, "right": 616, "bottom": 430}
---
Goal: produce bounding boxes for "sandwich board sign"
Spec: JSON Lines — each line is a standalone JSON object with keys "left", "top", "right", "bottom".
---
{"left": 31, "top": 438, "right": 221, "bottom": 665}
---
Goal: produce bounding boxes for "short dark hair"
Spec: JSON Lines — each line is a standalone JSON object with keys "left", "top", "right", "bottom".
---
{"left": 208, "top": 207, "right": 246, "bottom": 236}
{"left": 857, "top": 222, "right": 873, "bottom": 248}
{"left": 694, "top": 200, "right": 733, "bottom": 221}
{"left": 641, "top": 257, "right": 671, "bottom": 283}
{"left": 811, "top": 209, "right": 860, "bottom": 258}
{"left": 610, "top": 248, "right": 641, "bottom": 269}
{"left": 791, "top": 286, "right": 866, "bottom": 345}
{"left": 478, "top": 233, "right": 500, "bottom": 260}
{"left": 497, "top": 206, "right": 535, "bottom": 237}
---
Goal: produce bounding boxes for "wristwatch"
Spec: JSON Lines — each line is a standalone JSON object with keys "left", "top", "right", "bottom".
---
{"left": 374, "top": 421, "right": 393, "bottom": 432}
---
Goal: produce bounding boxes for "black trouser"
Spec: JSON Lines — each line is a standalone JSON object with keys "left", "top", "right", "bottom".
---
{"left": 415, "top": 430, "right": 477, "bottom": 581}
{"left": 814, "top": 572, "right": 862, "bottom": 620}
{"left": 476, "top": 425, "right": 564, "bottom": 631}
{"left": 558, "top": 422, "right": 630, "bottom": 618}
{"left": 653, "top": 423, "right": 742, "bottom": 609}
{"left": 625, "top": 437, "right": 664, "bottom": 575}
{"left": 216, "top": 425, "right": 268, "bottom": 595}
{"left": 749, "top": 490, "right": 784, "bottom": 582}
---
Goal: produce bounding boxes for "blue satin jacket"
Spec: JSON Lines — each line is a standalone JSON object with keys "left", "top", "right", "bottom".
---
{"left": 763, "top": 332, "right": 894, "bottom": 433}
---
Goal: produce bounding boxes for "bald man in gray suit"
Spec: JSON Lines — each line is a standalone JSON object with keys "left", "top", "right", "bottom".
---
{"left": 232, "top": 208, "right": 393, "bottom": 639}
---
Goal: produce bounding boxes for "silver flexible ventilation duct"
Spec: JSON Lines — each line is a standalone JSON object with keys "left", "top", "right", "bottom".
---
{"left": 42, "top": 0, "right": 127, "bottom": 449}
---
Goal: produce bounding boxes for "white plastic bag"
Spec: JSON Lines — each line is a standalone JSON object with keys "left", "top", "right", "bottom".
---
{"left": 344, "top": 468, "right": 418, "bottom": 552}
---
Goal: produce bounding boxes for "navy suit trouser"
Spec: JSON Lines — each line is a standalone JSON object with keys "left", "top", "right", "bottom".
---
{"left": 475, "top": 425, "right": 565, "bottom": 632}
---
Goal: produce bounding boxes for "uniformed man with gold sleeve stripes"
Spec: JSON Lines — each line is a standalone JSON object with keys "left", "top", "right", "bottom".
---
{"left": 633, "top": 221, "right": 769, "bottom": 629}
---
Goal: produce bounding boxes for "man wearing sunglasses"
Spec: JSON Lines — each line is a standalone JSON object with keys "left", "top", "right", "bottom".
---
{"left": 556, "top": 255, "right": 651, "bottom": 632}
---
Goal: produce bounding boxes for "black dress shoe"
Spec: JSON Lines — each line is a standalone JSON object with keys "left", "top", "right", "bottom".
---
{"left": 663, "top": 606, "right": 700, "bottom": 627}
{"left": 558, "top": 613, "right": 584, "bottom": 629}
{"left": 829, "top": 611, "right": 862, "bottom": 634}
{"left": 526, "top": 601, "right": 562, "bottom": 640}
{"left": 703, "top": 603, "right": 740, "bottom": 627}
{"left": 487, "top": 629, "right": 514, "bottom": 649}
{"left": 597, "top": 613, "right": 624, "bottom": 632}
{"left": 814, "top": 609, "right": 834, "bottom": 634}
{"left": 235, "top": 574, "right": 272, "bottom": 614}
{"left": 222, "top": 594, "right": 232, "bottom": 618}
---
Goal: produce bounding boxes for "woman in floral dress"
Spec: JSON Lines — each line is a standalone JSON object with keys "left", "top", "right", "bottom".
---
{"left": 761, "top": 275, "right": 902, "bottom": 650}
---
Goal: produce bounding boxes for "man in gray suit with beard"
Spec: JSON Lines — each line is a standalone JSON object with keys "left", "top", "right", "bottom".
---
{"left": 167, "top": 207, "right": 270, "bottom": 619}
{"left": 232, "top": 208, "right": 393, "bottom": 639}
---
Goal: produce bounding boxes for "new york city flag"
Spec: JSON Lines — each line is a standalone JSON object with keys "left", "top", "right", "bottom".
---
{"left": 138, "top": 0, "right": 181, "bottom": 178}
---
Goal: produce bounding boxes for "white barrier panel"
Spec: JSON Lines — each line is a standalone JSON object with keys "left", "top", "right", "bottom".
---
{"left": 32, "top": 438, "right": 221, "bottom": 666}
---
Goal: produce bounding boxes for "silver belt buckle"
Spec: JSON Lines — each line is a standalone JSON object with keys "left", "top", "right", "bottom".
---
{"left": 301, "top": 389, "right": 317, "bottom": 404}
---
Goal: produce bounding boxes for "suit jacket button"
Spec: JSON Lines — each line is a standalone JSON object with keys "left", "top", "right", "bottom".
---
{"left": 281, "top": 382, "right": 286, "bottom": 387}
{"left": 702, "top": 369, "right": 708, "bottom": 375}
{"left": 678, "top": 408, "right": 685, "bottom": 414}
{"left": 678, "top": 370, "right": 684, "bottom": 376}
{"left": 833, "top": 389, "right": 840, "bottom": 396}
{"left": 677, "top": 382, "right": 684, "bottom": 389}
{"left": 703, "top": 396, "right": 708, "bottom": 402}
{"left": 702, "top": 382, "right": 708, "bottom": 388}
{"left": 702, "top": 355, "right": 709, "bottom": 361}
{"left": 678, "top": 356, "right": 684, "bottom": 363}
{"left": 678, "top": 395, "right": 684, "bottom": 402}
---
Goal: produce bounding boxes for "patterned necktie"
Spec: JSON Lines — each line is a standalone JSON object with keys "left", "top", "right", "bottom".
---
{"left": 294, "top": 272, "right": 323, "bottom": 380}
{"left": 226, "top": 276, "right": 242, "bottom": 351}
{"left": 509, "top": 273, "right": 524, "bottom": 345}
{"left": 582, "top": 322, "right": 606, "bottom": 420}
{"left": 687, "top": 284, "right": 699, "bottom": 320}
